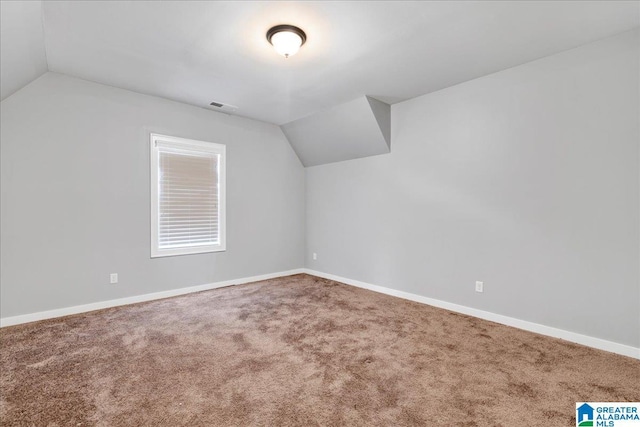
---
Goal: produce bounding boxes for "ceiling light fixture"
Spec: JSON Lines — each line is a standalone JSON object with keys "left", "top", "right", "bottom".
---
{"left": 266, "top": 25, "right": 307, "bottom": 59}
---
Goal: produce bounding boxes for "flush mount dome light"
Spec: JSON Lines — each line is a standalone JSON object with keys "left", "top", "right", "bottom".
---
{"left": 266, "top": 25, "right": 307, "bottom": 58}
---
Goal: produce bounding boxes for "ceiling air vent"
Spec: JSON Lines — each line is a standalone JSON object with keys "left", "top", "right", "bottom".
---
{"left": 207, "top": 101, "right": 239, "bottom": 114}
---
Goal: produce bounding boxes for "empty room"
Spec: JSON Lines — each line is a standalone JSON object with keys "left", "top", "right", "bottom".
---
{"left": 1, "top": 1, "right": 639, "bottom": 426}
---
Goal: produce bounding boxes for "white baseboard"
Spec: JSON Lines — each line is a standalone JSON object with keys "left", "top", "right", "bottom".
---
{"left": 304, "top": 269, "right": 640, "bottom": 360}
{"left": 0, "top": 269, "right": 305, "bottom": 328}
{"left": 4, "top": 268, "right": 637, "bottom": 360}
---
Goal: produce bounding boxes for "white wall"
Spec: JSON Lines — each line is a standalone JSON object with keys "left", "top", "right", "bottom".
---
{"left": 306, "top": 30, "right": 640, "bottom": 347}
{"left": 1, "top": 72, "right": 305, "bottom": 318}
{"left": 0, "top": 0, "right": 48, "bottom": 101}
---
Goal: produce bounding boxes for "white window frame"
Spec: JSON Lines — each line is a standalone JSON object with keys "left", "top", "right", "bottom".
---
{"left": 150, "top": 133, "right": 226, "bottom": 258}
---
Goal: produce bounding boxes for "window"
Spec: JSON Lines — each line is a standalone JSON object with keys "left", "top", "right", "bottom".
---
{"left": 150, "top": 133, "right": 226, "bottom": 257}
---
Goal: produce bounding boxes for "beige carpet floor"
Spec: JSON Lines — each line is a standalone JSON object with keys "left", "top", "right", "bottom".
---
{"left": 1, "top": 274, "right": 638, "bottom": 426}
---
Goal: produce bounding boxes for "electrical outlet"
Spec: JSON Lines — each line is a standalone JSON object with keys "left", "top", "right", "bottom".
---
{"left": 110, "top": 273, "right": 118, "bottom": 284}
{"left": 475, "top": 281, "right": 483, "bottom": 293}
{"left": 312, "top": 253, "right": 317, "bottom": 260}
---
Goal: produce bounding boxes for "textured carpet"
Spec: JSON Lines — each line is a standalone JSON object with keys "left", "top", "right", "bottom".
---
{"left": 1, "top": 274, "right": 638, "bottom": 426}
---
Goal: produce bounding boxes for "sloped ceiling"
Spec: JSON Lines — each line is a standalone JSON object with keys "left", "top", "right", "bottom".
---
{"left": 282, "top": 96, "right": 390, "bottom": 167}
{"left": 0, "top": 1, "right": 48, "bottom": 100}
{"left": 38, "top": 1, "right": 639, "bottom": 125}
{"left": 1, "top": 1, "right": 639, "bottom": 166}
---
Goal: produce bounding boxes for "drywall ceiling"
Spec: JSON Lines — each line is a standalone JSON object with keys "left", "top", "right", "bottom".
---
{"left": 0, "top": 1, "right": 48, "bottom": 100}
{"left": 282, "top": 96, "right": 391, "bottom": 167}
{"left": 35, "top": 1, "right": 639, "bottom": 125}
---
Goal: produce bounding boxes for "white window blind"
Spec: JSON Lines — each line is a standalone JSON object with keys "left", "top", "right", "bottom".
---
{"left": 150, "top": 134, "right": 226, "bottom": 257}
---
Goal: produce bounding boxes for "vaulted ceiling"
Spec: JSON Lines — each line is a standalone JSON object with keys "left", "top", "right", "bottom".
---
{"left": 2, "top": 1, "right": 638, "bottom": 126}
{"left": 0, "top": 1, "right": 48, "bottom": 100}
